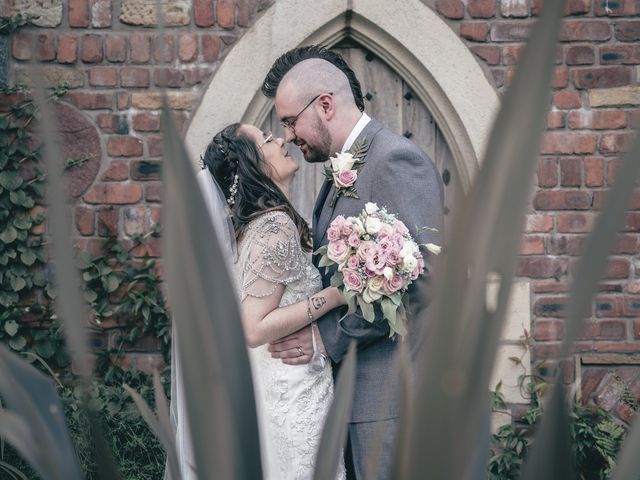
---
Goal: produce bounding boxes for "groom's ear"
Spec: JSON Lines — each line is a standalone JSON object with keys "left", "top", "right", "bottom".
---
{"left": 319, "top": 93, "right": 335, "bottom": 120}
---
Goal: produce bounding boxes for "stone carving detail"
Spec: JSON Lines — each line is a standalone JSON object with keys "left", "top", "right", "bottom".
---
{"left": 119, "top": 0, "right": 191, "bottom": 26}
{"left": 12, "top": 0, "right": 63, "bottom": 27}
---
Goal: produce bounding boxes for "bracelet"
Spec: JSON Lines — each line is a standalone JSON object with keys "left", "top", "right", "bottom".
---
{"left": 306, "top": 297, "right": 314, "bottom": 324}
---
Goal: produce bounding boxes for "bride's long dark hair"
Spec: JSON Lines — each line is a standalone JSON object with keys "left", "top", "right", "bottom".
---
{"left": 202, "top": 123, "right": 312, "bottom": 251}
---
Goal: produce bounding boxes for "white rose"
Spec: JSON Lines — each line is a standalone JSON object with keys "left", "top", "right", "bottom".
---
{"left": 353, "top": 218, "right": 365, "bottom": 235}
{"left": 331, "top": 152, "right": 356, "bottom": 172}
{"left": 365, "top": 202, "right": 379, "bottom": 215}
{"left": 365, "top": 217, "right": 382, "bottom": 234}
{"left": 400, "top": 241, "right": 418, "bottom": 259}
{"left": 425, "top": 243, "right": 442, "bottom": 255}
{"left": 362, "top": 286, "right": 382, "bottom": 303}
{"left": 383, "top": 266, "right": 393, "bottom": 280}
{"left": 402, "top": 255, "right": 417, "bottom": 272}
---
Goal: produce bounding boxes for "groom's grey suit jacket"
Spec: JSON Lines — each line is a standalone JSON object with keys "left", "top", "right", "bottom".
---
{"left": 313, "top": 118, "right": 444, "bottom": 424}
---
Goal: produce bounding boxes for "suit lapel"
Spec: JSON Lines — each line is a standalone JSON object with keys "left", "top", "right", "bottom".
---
{"left": 315, "top": 119, "right": 383, "bottom": 246}
{"left": 312, "top": 180, "right": 332, "bottom": 249}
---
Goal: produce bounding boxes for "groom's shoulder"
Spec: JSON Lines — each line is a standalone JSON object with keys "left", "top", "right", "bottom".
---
{"left": 369, "top": 120, "right": 433, "bottom": 166}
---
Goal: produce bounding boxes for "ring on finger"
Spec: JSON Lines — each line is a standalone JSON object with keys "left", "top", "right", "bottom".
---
{"left": 296, "top": 346, "right": 304, "bottom": 357}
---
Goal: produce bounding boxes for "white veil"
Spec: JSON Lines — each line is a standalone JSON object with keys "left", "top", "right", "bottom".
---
{"left": 168, "top": 168, "right": 237, "bottom": 480}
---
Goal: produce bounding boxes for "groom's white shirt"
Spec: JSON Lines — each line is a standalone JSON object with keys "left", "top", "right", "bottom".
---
{"left": 341, "top": 112, "right": 371, "bottom": 153}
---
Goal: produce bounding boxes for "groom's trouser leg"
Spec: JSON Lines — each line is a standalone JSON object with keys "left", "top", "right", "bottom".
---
{"left": 348, "top": 418, "right": 399, "bottom": 480}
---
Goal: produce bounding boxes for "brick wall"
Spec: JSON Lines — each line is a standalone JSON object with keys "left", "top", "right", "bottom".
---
{"left": 5, "top": 0, "right": 640, "bottom": 408}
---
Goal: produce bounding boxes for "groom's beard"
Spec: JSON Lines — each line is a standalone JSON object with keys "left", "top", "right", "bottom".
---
{"left": 302, "top": 112, "right": 332, "bottom": 164}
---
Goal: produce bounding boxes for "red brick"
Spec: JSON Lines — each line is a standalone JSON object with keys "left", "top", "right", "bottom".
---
{"left": 501, "top": 0, "right": 528, "bottom": 17}
{"left": 599, "top": 132, "right": 635, "bottom": 154}
{"left": 533, "top": 280, "right": 570, "bottom": 293}
{"left": 89, "top": 67, "right": 117, "bottom": 87}
{"left": 470, "top": 45, "right": 500, "bottom": 65}
{"left": 460, "top": 23, "right": 487, "bottom": 42}
{"left": 635, "top": 319, "right": 640, "bottom": 338}
{"left": 614, "top": 234, "right": 639, "bottom": 254}
{"left": 107, "top": 136, "right": 143, "bottom": 157}
{"left": 547, "top": 110, "right": 565, "bottom": 129}
{"left": 194, "top": 0, "right": 215, "bottom": 27}
{"left": 105, "top": 35, "right": 126, "bottom": 62}
{"left": 568, "top": 110, "right": 627, "bottom": 130}
{"left": 468, "top": 0, "right": 495, "bottom": 18}
{"left": 593, "top": 343, "right": 640, "bottom": 353}
{"left": 537, "top": 157, "right": 558, "bottom": 187}
{"left": 217, "top": 0, "right": 236, "bottom": 27}
{"left": 101, "top": 160, "right": 129, "bottom": 181}
{"left": 202, "top": 34, "right": 222, "bottom": 62}
{"left": 145, "top": 182, "right": 162, "bottom": 202}
{"left": 130, "top": 33, "right": 151, "bottom": 64}
{"left": 133, "top": 112, "right": 161, "bottom": 132}
{"left": 595, "top": 296, "right": 625, "bottom": 317}
{"left": 75, "top": 206, "right": 95, "bottom": 236}
{"left": 615, "top": 21, "right": 640, "bottom": 42}
{"left": 502, "top": 44, "right": 523, "bottom": 65}
{"left": 184, "top": 67, "right": 213, "bottom": 87}
{"left": 532, "top": 320, "right": 564, "bottom": 340}
{"left": 542, "top": 132, "right": 596, "bottom": 154}
{"left": 553, "top": 90, "right": 582, "bottom": 109}
{"left": 595, "top": 0, "right": 640, "bottom": 16}
{"left": 605, "top": 259, "right": 631, "bottom": 279}
{"left": 149, "top": 206, "right": 161, "bottom": 225}
{"left": 153, "top": 35, "right": 175, "bottom": 63}
{"left": 147, "top": 136, "right": 163, "bottom": 157}
{"left": 35, "top": 32, "right": 56, "bottom": 61}
{"left": 117, "top": 92, "right": 130, "bottom": 110}
{"left": 154, "top": 68, "right": 185, "bottom": 88}
{"left": 12, "top": 32, "right": 33, "bottom": 61}
{"left": 557, "top": 213, "right": 595, "bottom": 233}
{"left": 533, "top": 297, "right": 569, "bottom": 323}
{"left": 131, "top": 160, "right": 161, "bottom": 180}
{"left": 120, "top": 67, "right": 150, "bottom": 88}
{"left": 600, "top": 45, "right": 640, "bottom": 65}
{"left": 84, "top": 183, "right": 143, "bottom": 204}
{"left": 91, "top": 0, "right": 112, "bottom": 28}
{"left": 534, "top": 190, "right": 592, "bottom": 210}
{"left": 66, "top": 91, "right": 113, "bottom": 110}
{"left": 520, "top": 235, "right": 545, "bottom": 255}
{"left": 546, "top": 234, "right": 585, "bottom": 256}
{"left": 566, "top": 45, "right": 595, "bottom": 65}
{"left": 560, "top": 20, "right": 612, "bottom": 42}
{"left": 560, "top": 158, "right": 581, "bottom": 186}
{"left": 237, "top": 0, "right": 254, "bottom": 27}
{"left": 69, "top": 0, "right": 90, "bottom": 27}
{"left": 552, "top": 67, "right": 570, "bottom": 89}
{"left": 124, "top": 206, "right": 147, "bottom": 236}
{"left": 623, "top": 212, "right": 640, "bottom": 231}
{"left": 57, "top": 33, "right": 78, "bottom": 63}
{"left": 572, "top": 66, "right": 631, "bottom": 89}
{"left": 584, "top": 157, "right": 605, "bottom": 187}
{"left": 565, "top": 0, "right": 590, "bottom": 15}
{"left": 81, "top": 34, "right": 103, "bottom": 63}
{"left": 96, "top": 113, "right": 117, "bottom": 133}
{"left": 490, "top": 21, "right": 534, "bottom": 42}
{"left": 517, "top": 257, "right": 568, "bottom": 278}
{"left": 97, "top": 206, "right": 119, "bottom": 236}
{"left": 178, "top": 34, "right": 198, "bottom": 62}
{"left": 582, "top": 320, "right": 626, "bottom": 340}
{"left": 131, "top": 237, "right": 162, "bottom": 258}
{"left": 525, "top": 214, "right": 554, "bottom": 233}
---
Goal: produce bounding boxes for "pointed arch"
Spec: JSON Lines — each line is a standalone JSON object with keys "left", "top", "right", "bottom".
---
{"left": 185, "top": 0, "right": 500, "bottom": 191}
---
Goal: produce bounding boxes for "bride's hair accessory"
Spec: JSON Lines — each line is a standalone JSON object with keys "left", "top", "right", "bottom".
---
{"left": 227, "top": 174, "right": 239, "bottom": 205}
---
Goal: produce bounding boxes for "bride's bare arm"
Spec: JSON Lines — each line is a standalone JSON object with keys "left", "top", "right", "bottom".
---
{"left": 241, "top": 286, "right": 345, "bottom": 348}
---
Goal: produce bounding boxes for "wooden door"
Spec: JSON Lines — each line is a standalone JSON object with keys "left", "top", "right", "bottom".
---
{"left": 261, "top": 43, "right": 460, "bottom": 238}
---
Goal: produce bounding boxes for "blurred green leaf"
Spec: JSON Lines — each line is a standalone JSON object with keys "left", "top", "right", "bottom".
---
{"left": 4, "top": 320, "right": 18, "bottom": 337}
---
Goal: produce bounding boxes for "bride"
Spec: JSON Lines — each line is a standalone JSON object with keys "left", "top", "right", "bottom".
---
{"left": 173, "top": 123, "right": 347, "bottom": 480}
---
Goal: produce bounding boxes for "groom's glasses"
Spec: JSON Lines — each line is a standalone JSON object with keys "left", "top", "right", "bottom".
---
{"left": 280, "top": 92, "right": 333, "bottom": 133}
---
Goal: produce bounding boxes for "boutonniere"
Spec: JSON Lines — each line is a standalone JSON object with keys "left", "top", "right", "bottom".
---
{"left": 323, "top": 136, "right": 369, "bottom": 208}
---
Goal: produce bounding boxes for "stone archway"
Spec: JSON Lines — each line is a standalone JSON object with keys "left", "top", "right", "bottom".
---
{"left": 184, "top": 0, "right": 500, "bottom": 191}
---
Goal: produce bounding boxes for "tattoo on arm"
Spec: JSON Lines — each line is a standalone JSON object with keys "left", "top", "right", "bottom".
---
{"left": 312, "top": 296, "right": 326, "bottom": 310}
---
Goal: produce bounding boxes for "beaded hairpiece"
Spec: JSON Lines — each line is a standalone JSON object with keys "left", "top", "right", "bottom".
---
{"left": 227, "top": 174, "right": 239, "bottom": 205}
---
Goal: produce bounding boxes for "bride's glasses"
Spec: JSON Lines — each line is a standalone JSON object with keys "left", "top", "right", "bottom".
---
{"left": 259, "top": 131, "right": 273, "bottom": 148}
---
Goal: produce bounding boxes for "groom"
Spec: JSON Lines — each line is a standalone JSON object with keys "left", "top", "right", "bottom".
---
{"left": 263, "top": 46, "right": 443, "bottom": 479}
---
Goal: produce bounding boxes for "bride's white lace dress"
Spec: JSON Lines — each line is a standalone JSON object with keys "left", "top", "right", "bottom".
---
{"left": 238, "top": 211, "right": 346, "bottom": 480}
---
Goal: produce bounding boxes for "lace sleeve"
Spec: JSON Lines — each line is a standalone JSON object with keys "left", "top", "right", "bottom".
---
{"left": 239, "top": 212, "right": 306, "bottom": 301}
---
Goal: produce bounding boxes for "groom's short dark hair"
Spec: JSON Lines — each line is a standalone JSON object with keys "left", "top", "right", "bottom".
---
{"left": 262, "top": 45, "right": 365, "bottom": 112}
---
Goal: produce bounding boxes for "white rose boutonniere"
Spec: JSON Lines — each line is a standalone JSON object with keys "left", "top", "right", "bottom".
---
{"left": 324, "top": 136, "right": 369, "bottom": 208}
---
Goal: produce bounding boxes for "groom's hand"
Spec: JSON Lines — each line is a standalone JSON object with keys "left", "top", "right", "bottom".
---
{"left": 268, "top": 326, "right": 325, "bottom": 365}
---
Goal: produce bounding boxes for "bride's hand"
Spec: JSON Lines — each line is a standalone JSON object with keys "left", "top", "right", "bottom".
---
{"left": 268, "top": 326, "right": 320, "bottom": 365}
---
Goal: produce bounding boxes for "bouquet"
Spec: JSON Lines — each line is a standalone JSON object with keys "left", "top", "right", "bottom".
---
{"left": 315, "top": 202, "right": 440, "bottom": 338}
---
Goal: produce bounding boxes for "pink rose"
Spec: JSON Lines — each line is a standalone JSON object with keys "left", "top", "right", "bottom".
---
{"left": 357, "top": 241, "right": 375, "bottom": 262}
{"left": 378, "top": 223, "right": 394, "bottom": 238}
{"left": 348, "top": 232, "right": 361, "bottom": 248}
{"left": 327, "top": 225, "right": 341, "bottom": 242}
{"left": 328, "top": 239, "right": 350, "bottom": 265}
{"left": 395, "top": 219, "right": 409, "bottom": 237}
{"left": 391, "top": 233, "right": 405, "bottom": 249}
{"left": 334, "top": 169, "right": 358, "bottom": 188}
{"left": 341, "top": 222, "right": 354, "bottom": 237}
{"left": 378, "top": 238, "right": 393, "bottom": 254}
{"left": 331, "top": 215, "right": 347, "bottom": 230}
{"left": 386, "top": 250, "right": 400, "bottom": 266}
{"left": 347, "top": 255, "right": 360, "bottom": 270}
{"left": 383, "top": 274, "right": 405, "bottom": 294}
{"left": 411, "top": 258, "right": 425, "bottom": 280}
{"left": 343, "top": 269, "right": 365, "bottom": 293}
{"left": 365, "top": 247, "right": 387, "bottom": 275}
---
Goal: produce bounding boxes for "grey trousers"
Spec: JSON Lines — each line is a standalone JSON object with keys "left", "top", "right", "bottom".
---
{"left": 345, "top": 417, "right": 400, "bottom": 480}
